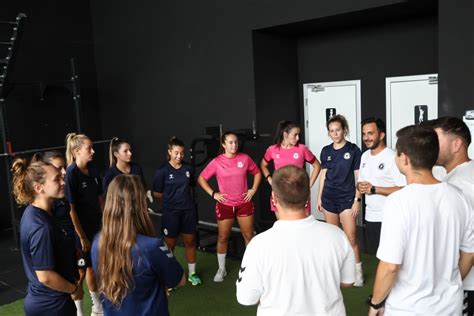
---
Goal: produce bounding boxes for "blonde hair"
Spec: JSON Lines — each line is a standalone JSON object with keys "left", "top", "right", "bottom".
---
{"left": 97, "top": 175, "right": 155, "bottom": 308}
{"left": 11, "top": 159, "right": 50, "bottom": 205}
{"left": 65, "top": 133, "right": 90, "bottom": 166}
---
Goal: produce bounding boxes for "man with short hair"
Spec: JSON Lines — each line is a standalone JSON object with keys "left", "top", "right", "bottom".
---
{"left": 357, "top": 118, "right": 406, "bottom": 254}
{"left": 429, "top": 116, "right": 474, "bottom": 315}
{"left": 368, "top": 125, "right": 473, "bottom": 315}
{"left": 236, "top": 165, "right": 355, "bottom": 315}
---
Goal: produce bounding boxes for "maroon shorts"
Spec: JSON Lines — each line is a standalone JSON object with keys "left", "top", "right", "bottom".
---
{"left": 215, "top": 201, "right": 254, "bottom": 221}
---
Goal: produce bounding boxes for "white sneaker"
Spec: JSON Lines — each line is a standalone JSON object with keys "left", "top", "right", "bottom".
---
{"left": 91, "top": 304, "right": 104, "bottom": 316}
{"left": 213, "top": 268, "right": 227, "bottom": 282}
{"left": 354, "top": 267, "right": 364, "bottom": 287}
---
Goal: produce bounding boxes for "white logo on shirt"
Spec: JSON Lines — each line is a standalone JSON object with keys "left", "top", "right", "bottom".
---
{"left": 81, "top": 182, "right": 87, "bottom": 189}
{"left": 293, "top": 153, "right": 299, "bottom": 159}
{"left": 276, "top": 154, "right": 280, "bottom": 159}
{"left": 327, "top": 156, "right": 332, "bottom": 161}
{"left": 169, "top": 174, "right": 174, "bottom": 179}
{"left": 163, "top": 228, "right": 168, "bottom": 236}
{"left": 344, "top": 152, "right": 351, "bottom": 160}
{"left": 95, "top": 178, "right": 98, "bottom": 185}
{"left": 185, "top": 171, "right": 190, "bottom": 178}
{"left": 237, "top": 162, "right": 244, "bottom": 168}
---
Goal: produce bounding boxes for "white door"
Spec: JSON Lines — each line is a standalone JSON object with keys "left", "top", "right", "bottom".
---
{"left": 303, "top": 80, "right": 362, "bottom": 220}
{"left": 386, "top": 74, "right": 438, "bottom": 148}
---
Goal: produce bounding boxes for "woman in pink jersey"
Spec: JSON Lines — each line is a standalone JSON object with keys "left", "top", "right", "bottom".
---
{"left": 197, "top": 131, "right": 262, "bottom": 282}
{"left": 260, "top": 121, "right": 321, "bottom": 216}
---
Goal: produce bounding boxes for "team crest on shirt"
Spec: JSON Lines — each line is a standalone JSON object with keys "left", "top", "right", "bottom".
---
{"left": 378, "top": 163, "right": 385, "bottom": 170}
{"left": 169, "top": 174, "right": 174, "bottom": 180}
{"left": 81, "top": 182, "right": 87, "bottom": 189}
{"left": 327, "top": 156, "right": 332, "bottom": 161}
{"left": 163, "top": 228, "right": 168, "bottom": 236}
{"left": 237, "top": 161, "right": 244, "bottom": 168}
{"left": 344, "top": 152, "right": 351, "bottom": 160}
{"left": 293, "top": 153, "right": 299, "bottom": 159}
{"left": 185, "top": 171, "right": 190, "bottom": 178}
{"left": 276, "top": 154, "right": 280, "bottom": 159}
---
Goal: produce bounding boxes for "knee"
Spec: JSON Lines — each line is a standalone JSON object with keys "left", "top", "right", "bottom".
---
{"left": 217, "top": 234, "right": 230, "bottom": 244}
{"left": 241, "top": 231, "right": 253, "bottom": 242}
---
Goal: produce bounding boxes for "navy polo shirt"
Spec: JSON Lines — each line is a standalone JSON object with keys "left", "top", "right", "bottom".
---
{"left": 152, "top": 162, "right": 195, "bottom": 210}
{"left": 91, "top": 234, "right": 184, "bottom": 316}
{"left": 64, "top": 162, "right": 102, "bottom": 239}
{"left": 102, "top": 162, "right": 145, "bottom": 197}
{"left": 20, "top": 205, "right": 77, "bottom": 315}
{"left": 320, "top": 141, "right": 362, "bottom": 199}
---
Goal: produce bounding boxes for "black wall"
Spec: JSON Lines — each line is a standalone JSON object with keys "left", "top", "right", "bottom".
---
{"left": 0, "top": 1, "right": 100, "bottom": 230}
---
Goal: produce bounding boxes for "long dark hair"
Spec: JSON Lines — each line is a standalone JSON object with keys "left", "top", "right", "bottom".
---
{"left": 109, "top": 137, "right": 129, "bottom": 167}
{"left": 274, "top": 121, "right": 299, "bottom": 146}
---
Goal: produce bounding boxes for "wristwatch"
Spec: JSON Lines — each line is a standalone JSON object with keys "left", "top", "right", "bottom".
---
{"left": 370, "top": 186, "right": 376, "bottom": 195}
{"left": 367, "top": 295, "right": 385, "bottom": 310}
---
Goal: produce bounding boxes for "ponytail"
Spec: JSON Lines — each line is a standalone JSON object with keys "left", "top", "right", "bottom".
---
{"left": 273, "top": 121, "right": 299, "bottom": 146}
{"left": 65, "top": 133, "right": 90, "bottom": 166}
{"left": 11, "top": 159, "right": 50, "bottom": 205}
{"left": 167, "top": 137, "right": 185, "bottom": 161}
{"left": 109, "top": 137, "right": 128, "bottom": 167}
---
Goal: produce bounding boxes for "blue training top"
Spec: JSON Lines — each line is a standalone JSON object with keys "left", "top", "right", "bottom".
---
{"left": 64, "top": 162, "right": 102, "bottom": 240}
{"left": 102, "top": 162, "right": 145, "bottom": 197}
{"left": 52, "top": 199, "right": 75, "bottom": 234}
{"left": 320, "top": 141, "right": 361, "bottom": 199}
{"left": 152, "top": 161, "right": 195, "bottom": 210}
{"left": 91, "top": 234, "right": 184, "bottom": 316}
{"left": 20, "top": 205, "right": 78, "bottom": 316}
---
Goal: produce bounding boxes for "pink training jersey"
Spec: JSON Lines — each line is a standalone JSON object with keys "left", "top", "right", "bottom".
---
{"left": 264, "top": 144, "right": 316, "bottom": 212}
{"left": 263, "top": 144, "right": 316, "bottom": 170}
{"left": 200, "top": 152, "right": 260, "bottom": 207}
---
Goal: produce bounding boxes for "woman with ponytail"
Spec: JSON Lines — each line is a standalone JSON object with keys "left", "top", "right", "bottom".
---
{"left": 103, "top": 137, "right": 145, "bottom": 196}
{"left": 13, "top": 158, "right": 81, "bottom": 315}
{"left": 91, "top": 174, "right": 185, "bottom": 315}
{"left": 64, "top": 133, "right": 104, "bottom": 315}
{"left": 152, "top": 137, "right": 201, "bottom": 286}
{"left": 197, "top": 132, "right": 262, "bottom": 282}
{"left": 260, "top": 121, "right": 321, "bottom": 216}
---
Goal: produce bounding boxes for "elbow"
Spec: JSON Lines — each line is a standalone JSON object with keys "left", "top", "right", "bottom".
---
{"left": 340, "top": 283, "right": 353, "bottom": 289}
{"left": 36, "top": 271, "right": 51, "bottom": 286}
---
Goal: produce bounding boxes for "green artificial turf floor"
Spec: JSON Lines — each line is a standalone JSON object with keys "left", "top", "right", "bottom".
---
{"left": 0, "top": 248, "right": 377, "bottom": 315}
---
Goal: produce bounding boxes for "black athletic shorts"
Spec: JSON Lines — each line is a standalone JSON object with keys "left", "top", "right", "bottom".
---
{"left": 162, "top": 208, "right": 197, "bottom": 238}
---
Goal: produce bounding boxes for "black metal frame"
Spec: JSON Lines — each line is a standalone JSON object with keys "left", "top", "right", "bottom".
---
{"left": 0, "top": 13, "right": 85, "bottom": 246}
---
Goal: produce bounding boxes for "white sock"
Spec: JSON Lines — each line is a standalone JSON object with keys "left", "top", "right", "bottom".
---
{"left": 90, "top": 291, "right": 102, "bottom": 309}
{"left": 188, "top": 263, "right": 196, "bottom": 275}
{"left": 74, "top": 300, "right": 83, "bottom": 316}
{"left": 217, "top": 253, "right": 226, "bottom": 270}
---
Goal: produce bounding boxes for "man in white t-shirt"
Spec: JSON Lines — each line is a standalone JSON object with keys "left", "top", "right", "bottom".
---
{"left": 369, "top": 125, "right": 474, "bottom": 315}
{"left": 428, "top": 116, "right": 474, "bottom": 315}
{"left": 236, "top": 165, "right": 356, "bottom": 316}
{"left": 357, "top": 118, "right": 406, "bottom": 255}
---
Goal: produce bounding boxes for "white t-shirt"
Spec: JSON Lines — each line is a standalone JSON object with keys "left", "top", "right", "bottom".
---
{"left": 377, "top": 183, "right": 474, "bottom": 315}
{"left": 236, "top": 215, "right": 355, "bottom": 316}
{"left": 443, "top": 160, "right": 474, "bottom": 290}
{"left": 358, "top": 148, "right": 406, "bottom": 222}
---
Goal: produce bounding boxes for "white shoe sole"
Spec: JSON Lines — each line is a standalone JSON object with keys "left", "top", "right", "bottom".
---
{"left": 213, "top": 270, "right": 227, "bottom": 282}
